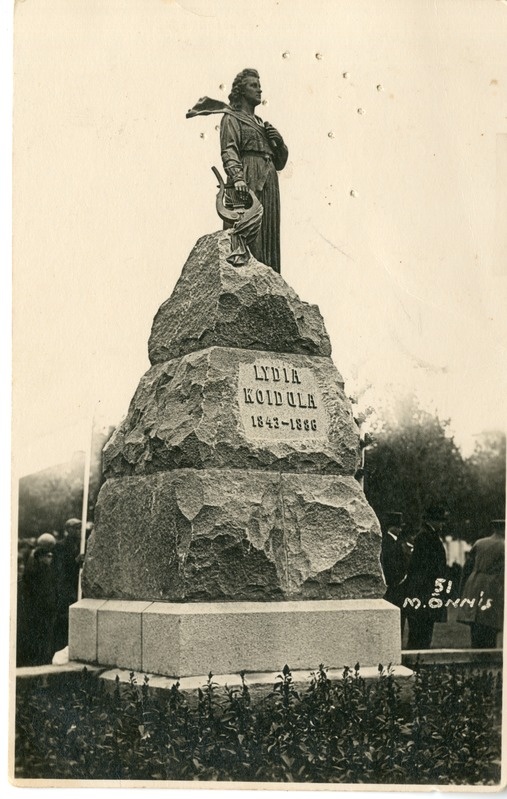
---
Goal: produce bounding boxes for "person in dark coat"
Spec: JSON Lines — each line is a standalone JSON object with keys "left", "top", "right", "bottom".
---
{"left": 16, "top": 538, "right": 35, "bottom": 666}
{"left": 22, "top": 533, "right": 58, "bottom": 665}
{"left": 53, "top": 518, "right": 82, "bottom": 652}
{"left": 457, "top": 519, "right": 504, "bottom": 648}
{"left": 380, "top": 512, "right": 407, "bottom": 606}
{"left": 402, "top": 514, "right": 448, "bottom": 650}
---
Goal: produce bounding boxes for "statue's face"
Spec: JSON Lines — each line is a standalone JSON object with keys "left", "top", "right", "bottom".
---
{"left": 242, "top": 76, "right": 262, "bottom": 107}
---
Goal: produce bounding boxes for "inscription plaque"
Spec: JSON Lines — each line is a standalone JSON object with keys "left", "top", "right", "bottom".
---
{"left": 238, "top": 359, "right": 330, "bottom": 442}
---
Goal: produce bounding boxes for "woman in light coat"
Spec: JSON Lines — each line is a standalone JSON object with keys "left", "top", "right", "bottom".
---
{"left": 458, "top": 520, "right": 504, "bottom": 648}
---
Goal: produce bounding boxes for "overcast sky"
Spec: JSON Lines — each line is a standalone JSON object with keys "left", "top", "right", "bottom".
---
{"left": 12, "top": 0, "right": 507, "bottom": 477}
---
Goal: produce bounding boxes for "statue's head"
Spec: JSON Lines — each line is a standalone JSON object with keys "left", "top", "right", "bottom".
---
{"left": 229, "top": 68, "right": 261, "bottom": 110}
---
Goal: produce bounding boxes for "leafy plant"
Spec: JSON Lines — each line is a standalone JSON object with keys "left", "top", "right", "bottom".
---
{"left": 15, "top": 662, "right": 502, "bottom": 784}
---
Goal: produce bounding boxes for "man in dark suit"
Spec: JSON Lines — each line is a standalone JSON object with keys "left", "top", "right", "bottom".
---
{"left": 402, "top": 510, "right": 448, "bottom": 649}
{"left": 380, "top": 512, "right": 407, "bottom": 606}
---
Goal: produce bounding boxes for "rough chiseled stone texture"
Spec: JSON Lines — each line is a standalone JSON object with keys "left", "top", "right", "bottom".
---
{"left": 82, "top": 469, "right": 384, "bottom": 602}
{"left": 80, "top": 233, "right": 385, "bottom": 612}
{"left": 103, "top": 347, "right": 359, "bottom": 478}
{"left": 148, "top": 231, "right": 331, "bottom": 364}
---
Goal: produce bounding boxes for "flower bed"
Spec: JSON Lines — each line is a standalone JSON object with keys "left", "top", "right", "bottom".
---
{"left": 15, "top": 662, "right": 502, "bottom": 784}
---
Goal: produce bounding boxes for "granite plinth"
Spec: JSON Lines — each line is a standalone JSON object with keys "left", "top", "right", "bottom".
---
{"left": 82, "top": 468, "right": 384, "bottom": 602}
{"left": 103, "top": 347, "right": 359, "bottom": 478}
{"left": 69, "top": 598, "right": 401, "bottom": 677}
{"left": 96, "top": 600, "right": 152, "bottom": 671}
{"left": 68, "top": 598, "right": 107, "bottom": 663}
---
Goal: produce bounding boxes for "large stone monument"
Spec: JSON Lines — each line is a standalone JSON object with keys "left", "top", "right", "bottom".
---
{"left": 69, "top": 68, "right": 401, "bottom": 677}
{"left": 69, "top": 231, "right": 401, "bottom": 677}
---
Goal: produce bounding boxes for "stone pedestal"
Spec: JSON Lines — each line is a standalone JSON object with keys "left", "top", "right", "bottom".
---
{"left": 70, "top": 598, "right": 400, "bottom": 677}
{"left": 71, "top": 231, "right": 397, "bottom": 677}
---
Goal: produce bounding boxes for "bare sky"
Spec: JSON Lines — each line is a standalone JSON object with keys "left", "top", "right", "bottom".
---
{"left": 12, "top": 0, "right": 507, "bottom": 477}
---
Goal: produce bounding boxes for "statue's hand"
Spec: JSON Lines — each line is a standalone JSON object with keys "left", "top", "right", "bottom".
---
{"left": 234, "top": 179, "right": 249, "bottom": 202}
{"left": 264, "top": 122, "right": 283, "bottom": 146}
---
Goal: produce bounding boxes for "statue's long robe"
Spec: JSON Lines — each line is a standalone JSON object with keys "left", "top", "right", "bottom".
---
{"left": 220, "top": 111, "right": 288, "bottom": 273}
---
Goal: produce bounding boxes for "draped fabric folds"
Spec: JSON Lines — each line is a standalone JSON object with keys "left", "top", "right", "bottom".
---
{"left": 186, "top": 97, "right": 288, "bottom": 273}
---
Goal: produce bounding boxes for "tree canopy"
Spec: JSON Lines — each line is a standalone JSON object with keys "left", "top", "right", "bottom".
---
{"left": 362, "top": 392, "right": 505, "bottom": 540}
{"left": 17, "top": 426, "right": 114, "bottom": 539}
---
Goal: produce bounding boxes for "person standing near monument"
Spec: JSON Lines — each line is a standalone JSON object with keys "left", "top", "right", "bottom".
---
{"left": 380, "top": 512, "right": 406, "bottom": 606}
{"left": 53, "top": 518, "right": 82, "bottom": 652}
{"left": 457, "top": 519, "right": 505, "bottom": 648}
{"left": 402, "top": 512, "right": 448, "bottom": 650}
{"left": 186, "top": 69, "right": 288, "bottom": 272}
{"left": 21, "top": 533, "right": 58, "bottom": 665}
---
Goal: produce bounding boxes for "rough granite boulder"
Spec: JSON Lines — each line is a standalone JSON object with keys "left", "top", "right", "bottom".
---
{"left": 148, "top": 231, "right": 332, "bottom": 364}
{"left": 103, "top": 347, "right": 360, "bottom": 478}
{"left": 80, "top": 231, "right": 385, "bottom": 610}
{"left": 82, "top": 468, "right": 384, "bottom": 602}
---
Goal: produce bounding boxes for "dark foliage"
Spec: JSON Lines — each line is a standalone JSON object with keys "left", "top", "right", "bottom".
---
{"left": 464, "top": 431, "right": 506, "bottom": 537}
{"left": 362, "top": 393, "right": 505, "bottom": 539}
{"left": 17, "top": 426, "right": 115, "bottom": 539}
{"left": 15, "top": 663, "right": 502, "bottom": 784}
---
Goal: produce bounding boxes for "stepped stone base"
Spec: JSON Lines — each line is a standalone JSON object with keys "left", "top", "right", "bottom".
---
{"left": 69, "top": 598, "right": 401, "bottom": 678}
{"left": 73, "top": 233, "right": 391, "bottom": 683}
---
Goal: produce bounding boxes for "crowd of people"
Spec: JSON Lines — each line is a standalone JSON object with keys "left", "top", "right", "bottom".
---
{"left": 380, "top": 511, "right": 505, "bottom": 650}
{"left": 16, "top": 518, "right": 93, "bottom": 666}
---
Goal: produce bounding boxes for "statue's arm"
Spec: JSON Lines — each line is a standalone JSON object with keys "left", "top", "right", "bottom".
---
{"left": 273, "top": 140, "right": 289, "bottom": 171}
{"left": 264, "top": 122, "right": 289, "bottom": 171}
{"left": 220, "top": 115, "right": 244, "bottom": 183}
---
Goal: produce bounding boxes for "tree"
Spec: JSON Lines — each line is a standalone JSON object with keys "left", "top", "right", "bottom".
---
{"left": 462, "top": 431, "right": 506, "bottom": 539}
{"left": 17, "top": 426, "right": 115, "bottom": 539}
{"left": 363, "top": 392, "right": 470, "bottom": 534}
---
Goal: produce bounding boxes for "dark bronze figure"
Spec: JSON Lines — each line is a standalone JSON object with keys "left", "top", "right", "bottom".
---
{"left": 187, "top": 69, "right": 288, "bottom": 272}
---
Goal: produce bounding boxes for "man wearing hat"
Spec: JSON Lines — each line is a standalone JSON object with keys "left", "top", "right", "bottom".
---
{"left": 380, "top": 512, "right": 407, "bottom": 606}
{"left": 402, "top": 509, "right": 448, "bottom": 649}
{"left": 458, "top": 519, "right": 505, "bottom": 648}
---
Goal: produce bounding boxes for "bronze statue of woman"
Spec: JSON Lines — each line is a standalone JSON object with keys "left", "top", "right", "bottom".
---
{"left": 220, "top": 69, "right": 288, "bottom": 273}
{"left": 187, "top": 69, "right": 288, "bottom": 273}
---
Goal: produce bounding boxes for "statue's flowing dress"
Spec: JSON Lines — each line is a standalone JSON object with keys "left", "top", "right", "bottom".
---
{"left": 220, "top": 112, "right": 288, "bottom": 273}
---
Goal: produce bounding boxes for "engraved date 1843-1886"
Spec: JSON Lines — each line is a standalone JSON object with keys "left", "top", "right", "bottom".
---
{"left": 250, "top": 415, "right": 318, "bottom": 431}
